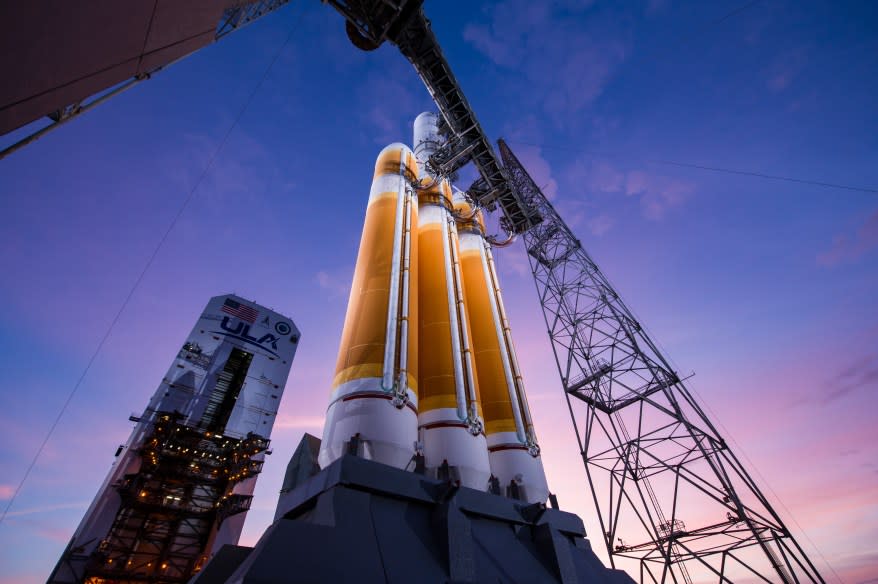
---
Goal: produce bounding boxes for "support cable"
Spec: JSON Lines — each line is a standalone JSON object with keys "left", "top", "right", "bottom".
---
{"left": 507, "top": 140, "right": 878, "bottom": 195}
{"left": 0, "top": 4, "right": 306, "bottom": 527}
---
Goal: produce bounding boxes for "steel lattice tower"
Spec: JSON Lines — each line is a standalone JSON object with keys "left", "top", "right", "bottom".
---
{"left": 497, "top": 139, "right": 824, "bottom": 584}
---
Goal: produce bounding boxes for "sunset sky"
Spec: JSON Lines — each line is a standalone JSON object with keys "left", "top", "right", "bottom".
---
{"left": 0, "top": 1, "right": 876, "bottom": 582}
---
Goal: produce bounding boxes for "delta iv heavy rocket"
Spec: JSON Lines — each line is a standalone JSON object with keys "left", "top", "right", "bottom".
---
{"left": 319, "top": 113, "right": 548, "bottom": 502}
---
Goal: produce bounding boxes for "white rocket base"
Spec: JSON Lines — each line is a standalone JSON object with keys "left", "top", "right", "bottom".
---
{"left": 319, "top": 377, "right": 418, "bottom": 470}
{"left": 487, "top": 431, "right": 549, "bottom": 504}
{"left": 420, "top": 407, "right": 491, "bottom": 490}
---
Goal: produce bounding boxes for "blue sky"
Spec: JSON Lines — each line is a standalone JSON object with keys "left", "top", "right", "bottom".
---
{"left": 0, "top": 1, "right": 876, "bottom": 582}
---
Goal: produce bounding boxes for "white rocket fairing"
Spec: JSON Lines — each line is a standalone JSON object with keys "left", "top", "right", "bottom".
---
{"left": 317, "top": 113, "right": 547, "bottom": 502}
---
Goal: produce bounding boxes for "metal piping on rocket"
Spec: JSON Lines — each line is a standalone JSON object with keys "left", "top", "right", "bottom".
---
{"left": 393, "top": 186, "right": 415, "bottom": 407}
{"left": 382, "top": 157, "right": 407, "bottom": 393}
{"left": 318, "top": 112, "right": 545, "bottom": 501}
{"left": 439, "top": 209, "right": 468, "bottom": 422}
{"left": 447, "top": 212, "right": 482, "bottom": 432}
{"left": 318, "top": 143, "right": 419, "bottom": 471}
{"left": 482, "top": 238, "right": 538, "bottom": 452}
{"left": 478, "top": 239, "right": 526, "bottom": 444}
{"left": 485, "top": 232, "right": 517, "bottom": 248}
{"left": 453, "top": 184, "right": 549, "bottom": 503}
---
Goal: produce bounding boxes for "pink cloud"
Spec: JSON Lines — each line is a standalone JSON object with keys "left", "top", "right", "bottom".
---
{"left": 0, "top": 484, "right": 14, "bottom": 500}
{"left": 507, "top": 149, "right": 559, "bottom": 202}
{"left": 822, "top": 351, "right": 878, "bottom": 403}
{"left": 567, "top": 159, "right": 625, "bottom": 194}
{"left": 493, "top": 240, "right": 532, "bottom": 279}
{"left": 587, "top": 213, "right": 614, "bottom": 236}
{"left": 502, "top": 117, "right": 560, "bottom": 201}
{"left": 273, "top": 413, "right": 325, "bottom": 430}
{"left": 817, "top": 208, "right": 878, "bottom": 266}
{"left": 553, "top": 198, "right": 588, "bottom": 230}
{"left": 625, "top": 170, "right": 693, "bottom": 220}
{"left": 560, "top": 158, "right": 695, "bottom": 230}
{"left": 315, "top": 265, "right": 354, "bottom": 299}
{"left": 1, "top": 501, "right": 88, "bottom": 519}
{"left": 565, "top": 160, "right": 694, "bottom": 222}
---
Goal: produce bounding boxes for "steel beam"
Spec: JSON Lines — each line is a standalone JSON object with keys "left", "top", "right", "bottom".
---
{"left": 498, "top": 138, "right": 824, "bottom": 584}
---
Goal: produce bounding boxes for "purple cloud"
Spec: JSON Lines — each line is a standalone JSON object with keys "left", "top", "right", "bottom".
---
{"left": 566, "top": 157, "right": 694, "bottom": 223}
{"left": 767, "top": 47, "right": 809, "bottom": 93}
{"left": 823, "top": 352, "right": 878, "bottom": 403}
{"left": 514, "top": 145, "right": 559, "bottom": 201}
{"left": 817, "top": 208, "right": 878, "bottom": 266}
{"left": 463, "top": 0, "right": 627, "bottom": 120}
{"left": 625, "top": 170, "right": 693, "bottom": 220}
{"left": 503, "top": 117, "right": 560, "bottom": 201}
{"left": 586, "top": 213, "right": 614, "bottom": 236}
{"left": 358, "top": 65, "right": 425, "bottom": 145}
{"left": 314, "top": 265, "right": 354, "bottom": 299}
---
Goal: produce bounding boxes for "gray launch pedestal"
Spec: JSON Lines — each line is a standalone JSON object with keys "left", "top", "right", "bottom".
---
{"left": 192, "top": 437, "right": 634, "bottom": 584}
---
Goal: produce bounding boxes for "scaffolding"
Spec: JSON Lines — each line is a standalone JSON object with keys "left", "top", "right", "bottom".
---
{"left": 79, "top": 412, "right": 268, "bottom": 584}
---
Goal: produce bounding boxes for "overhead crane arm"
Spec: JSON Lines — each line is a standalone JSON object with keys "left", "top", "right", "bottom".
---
{"left": 325, "top": 0, "right": 541, "bottom": 234}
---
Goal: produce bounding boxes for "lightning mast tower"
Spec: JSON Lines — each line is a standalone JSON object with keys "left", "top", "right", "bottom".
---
{"left": 498, "top": 140, "right": 824, "bottom": 584}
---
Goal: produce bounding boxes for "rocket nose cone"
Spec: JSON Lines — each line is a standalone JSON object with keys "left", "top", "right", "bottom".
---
{"left": 414, "top": 112, "right": 441, "bottom": 164}
{"left": 414, "top": 111, "right": 438, "bottom": 126}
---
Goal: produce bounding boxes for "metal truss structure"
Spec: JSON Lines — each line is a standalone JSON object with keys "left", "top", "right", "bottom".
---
{"left": 497, "top": 139, "right": 824, "bottom": 584}
{"left": 326, "top": 0, "right": 540, "bottom": 233}
{"left": 53, "top": 412, "right": 267, "bottom": 584}
{"left": 216, "top": 0, "right": 292, "bottom": 39}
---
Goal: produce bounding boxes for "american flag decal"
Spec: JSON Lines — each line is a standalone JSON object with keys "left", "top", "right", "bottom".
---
{"left": 221, "top": 298, "right": 259, "bottom": 323}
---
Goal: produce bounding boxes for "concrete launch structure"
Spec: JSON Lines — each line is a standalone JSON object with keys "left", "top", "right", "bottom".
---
{"left": 318, "top": 113, "right": 547, "bottom": 502}
{"left": 49, "top": 294, "right": 299, "bottom": 584}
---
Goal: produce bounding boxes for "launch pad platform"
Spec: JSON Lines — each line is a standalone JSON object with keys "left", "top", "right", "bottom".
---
{"left": 192, "top": 441, "right": 634, "bottom": 584}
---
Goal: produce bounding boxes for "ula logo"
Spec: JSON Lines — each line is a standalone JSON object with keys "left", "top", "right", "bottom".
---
{"left": 217, "top": 316, "right": 280, "bottom": 354}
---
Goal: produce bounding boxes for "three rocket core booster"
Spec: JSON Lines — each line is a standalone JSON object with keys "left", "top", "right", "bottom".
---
{"left": 319, "top": 113, "right": 547, "bottom": 503}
